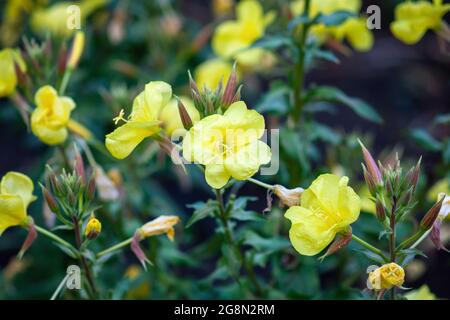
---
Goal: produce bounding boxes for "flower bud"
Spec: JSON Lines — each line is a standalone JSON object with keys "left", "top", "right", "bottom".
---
{"left": 85, "top": 173, "right": 96, "bottom": 202}
{"left": 362, "top": 164, "right": 377, "bottom": 195}
{"left": 358, "top": 139, "right": 382, "bottom": 185}
{"left": 222, "top": 64, "right": 238, "bottom": 108}
{"left": 137, "top": 215, "right": 180, "bottom": 241}
{"left": 420, "top": 196, "right": 444, "bottom": 230}
{"left": 319, "top": 229, "right": 352, "bottom": 261}
{"left": 18, "top": 219, "right": 38, "bottom": 260}
{"left": 375, "top": 199, "right": 386, "bottom": 222}
{"left": 177, "top": 98, "right": 193, "bottom": 131}
{"left": 273, "top": 184, "right": 304, "bottom": 207}
{"left": 73, "top": 147, "right": 85, "bottom": 184}
{"left": 368, "top": 263, "right": 405, "bottom": 290}
{"left": 407, "top": 157, "right": 421, "bottom": 191}
{"left": 67, "top": 31, "right": 85, "bottom": 69}
{"left": 85, "top": 215, "right": 101, "bottom": 239}
{"left": 41, "top": 186, "right": 59, "bottom": 213}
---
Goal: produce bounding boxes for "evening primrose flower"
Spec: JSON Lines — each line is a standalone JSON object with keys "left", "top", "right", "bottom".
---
{"left": 31, "top": 85, "right": 76, "bottom": 145}
{"left": 0, "top": 172, "right": 36, "bottom": 235}
{"left": 31, "top": 0, "right": 108, "bottom": 38}
{"left": 212, "top": 0, "right": 275, "bottom": 68}
{"left": 285, "top": 174, "right": 360, "bottom": 256}
{"left": 368, "top": 263, "right": 405, "bottom": 290}
{"left": 391, "top": 0, "right": 450, "bottom": 45}
{"left": 194, "top": 59, "right": 237, "bottom": 91}
{"left": 105, "top": 81, "right": 171, "bottom": 159}
{"left": 182, "top": 101, "right": 271, "bottom": 189}
{"left": 0, "top": 48, "right": 26, "bottom": 98}
{"left": 159, "top": 96, "right": 200, "bottom": 136}
{"left": 291, "top": 0, "right": 373, "bottom": 52}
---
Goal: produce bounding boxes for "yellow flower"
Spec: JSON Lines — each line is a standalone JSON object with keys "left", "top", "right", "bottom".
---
{"left": 85, "top": 215, "right": 101, "bottom": 239}
{"left": 194, "top": 59, "right": 237, "bottom": 91}
{"left": 105, "top": 81, "right": 171, "bottom": 159}
{"left": 0, "top": 172, "right": 36, "bottom": 235}
{"left": 159, "top": 96, "right": 200, "bottom": 136}
{"left": 285, "top": 174, "right": 360, "bottom": 256}
{"left": 368, "top": 263, "right": 405, "bottom": 290}
{"left": 291, "top": 0, "right": 373, "bottom": 52}
{"left": 31, "top": 85, "right": 76, "bottom": 145}
{"left": 391, "top": 0, "right": 450, "bottom": 45}
{"left": 137, "top": 215, "right": 180, "bottom": 241}
{"left": 182, "top": 101, "right": 271, "bottom": 189}
{"left": 405, "top": 285, "right": 437, "bottom": 300}
{"left": 0, "top": 48, "right": 26, "bottom": 97}
{"left": 212, "top": 0, "right": 275, "bottom": 67}
{"left": 31, "top": 0, "right": 108, "bottom": 38}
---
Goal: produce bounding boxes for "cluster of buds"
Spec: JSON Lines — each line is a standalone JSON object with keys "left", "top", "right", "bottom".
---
{"left": 359, "top": 140, "right": 422, "bottom": 223}
{"left": 41, "top": 148, "right": 98, "bottom": 239}
{"left": 185, "top": 64, "right": 241, "bottom": 121}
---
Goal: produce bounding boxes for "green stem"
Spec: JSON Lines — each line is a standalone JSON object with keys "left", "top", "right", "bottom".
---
{"left": 351, "top": 234, "right": 389, "bottom": 262}
{"left": 214, "top": 189, "right": 264, "bottom": 298}
{"left": 35, "top": 225, "right": 78, "bottom": 256}
{"left": 50, "top": 273, "right": 70, "bottom": 300}
{"left": 247, "top": 178, "right": 275, "bottom": 191}
{"left": 96, "top": 237, "right": 133, "bottom": 258}
{"left": 59, "top": 68, "right": 73, "bottom": 95}
{"left": 396, "top": 228, "right": 428, "bottom": 251}
{"left": 292, "top": 0, "right": 311, "bottom": 123}
{"left": 410, "top": 228, "right": 432, "bottom": 249}
{"left": 389, "top": 197, "right": 397, "bottom": 300}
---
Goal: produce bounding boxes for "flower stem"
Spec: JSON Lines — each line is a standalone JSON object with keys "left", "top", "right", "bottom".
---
{"left": 59, "top": 67, "right": 73, "bottom": 95}
{"left": 351, "top": 234, "right": 389, "bottom": 262}
{"left": 50, "top": 273, "right": 70, "bottom": 300}
{"left": 96, "top": 237, "right": 133, "bottom": 258}
{"left": 389, "top": 197, "right": 397, "bottom": 300}
{"left": 247, "top": 177, "right": 275, "bottom": 190}
{"left": 292, "top": 0, "right": 311, "bottom": 123}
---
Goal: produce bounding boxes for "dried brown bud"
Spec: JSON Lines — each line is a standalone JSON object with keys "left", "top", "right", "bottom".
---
{"left": 420, "top": 197, "right": 444, "bottom": 230}
{"left": 319, "top": 228, "right": 353, "bottom": 261}
{"left": 273, "top": 185, "right": 304, "bottom": 207}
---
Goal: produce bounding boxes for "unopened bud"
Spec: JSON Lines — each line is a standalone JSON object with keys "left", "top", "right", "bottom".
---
{"left": 74, "top": 147, "right": 85, "bottom": 184}
{"left": 375, "top": 200, "right": 386, "bottom": 222}
{"left": 86, "top": 172, "right": 96, "bottom": 202}
{"left": 177, "top": 98, "right": 193, "bottom": 131}
{"left": 408, "top": 157, "right": 421, "bottom": 192}
{"left": 188, "top": 70, "right": 199, "bottom": 95}
{"left": 85, "top": 215, "right": 101, "bottom": 239}
{"left": 319, "top": 229, "right": 352, "bottom": 261}
{"left": 362, "top": 164, "right": 377, "bottom": 195}
{"left": 420, "top": 197, "right": 444, "bottom": 230}
{"left": 222, "top": 64, "right": 238, "bottom": 107}
{"left": 358, "top": 139, "right": 382, "bottom": 185}
{"left": 67, "top": 31, "right": 85, "bottom": 69}
{"left": 41, "top": 186, "right": 59, "bottom": 213}
{"left": 273, "top": 185, "right": 304, "bottom": 207}
{"left": 18, "top": 220, "right": 37, "bottom": 260}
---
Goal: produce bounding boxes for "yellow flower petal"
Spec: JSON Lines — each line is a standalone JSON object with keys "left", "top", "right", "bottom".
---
{"left": 0, "top": 171, "right": 36, "bottom": 207}
{"left": 130, "top": 81, "right": 172, "bottom": 122}
{"left": 285, "top": 206, "right": 336, "bottom": 256}
{"left": 0, "top": 48, "right": 19, "bottom": 97}
{"left": 105, "top": 121, "right": 161, "bottom": 159}
{"left": 0, "top": 194, "right": 27, "bottom": 235}
{"left": 205, "top": 163, "right": 231, "bottom": 189}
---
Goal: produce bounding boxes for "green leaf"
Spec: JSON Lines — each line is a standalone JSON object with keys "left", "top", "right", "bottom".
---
{"left": 256, "top": 83, "right": 290, "bottom": 115}
{"left": 249, "top": 35, "right": 294, "bottom": 50}
{"left": 310, "top": 123, "right": 341, "bottom": 145}
{"left": 304, "top": 86, "right": 383, "bottom": 124}
{"left": 316, "top": 11, "right": 357, "bottom": 26}
{"left": 243, "top": 231, "right": 291, "bottom": 252}
{"left": 409, "top": 129, "right": 442, "bottom": 152}
{"left": 185, "top": 200, "right": 216, "bottom": 228}
{"left": 353, "top": 248, "right": 385, "bottom": 264}
{"left": 288, "top": 14, "right": 312, "bottom": 31}
{"left": 397, "top": 248, "right": 427, "bottom": 266}
{"left": 221, "top": 244, "right": 242, "bottom": 278}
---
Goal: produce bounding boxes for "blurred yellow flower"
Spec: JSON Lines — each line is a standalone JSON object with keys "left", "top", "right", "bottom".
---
{"left": 405, "top": 285, "right": 437, "bottom": 300}
{"left": 137, "top": 215, "right": 180, "bottom": 241}
{"left": 85, "top": 215, "right": 101, "bottom": 239}
{"left": 159, "top": 96, "right": 200, "bottom": 136}
{"left": 124, "top": 265, "right": 151, "bottom": 299}
{"left": 31, "top": 85, "right": 76, "bottom": 145}
{"left": 182, "top": 101, "right": 271, "bottom": 189}
{"left": 67, "top": 31, "right": 85, "bottom": 69}
{"left": 212, "top": 0, "right": 275, "bottom": 67}
{"left": 31, "top": 0, "right": 108, "bottom": 38}
{"left": 0, "top": 48, "right": 26, "bottom": 98}
{"left": 0, "top": 172, "right": 36, "bottom": 235}
{"left": 194, "top": 59, "right": 237, "bottom": 91}
{"left": 0, "top": 0, "right": 36, "bottom": 46}
{"left": 391, "top": 0, "right": 450, "bottom": 45}
{"left": 368, "top": 263, "right": 405, "bottom": 290}
{"left": 291, "top": 0, "right": 373, "bottom": 52}
{"left": 105, "top": 81, "right": 171, "bottom": 159}
{"left": 285, "top": 174, "right": 360, "bottom": 256}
